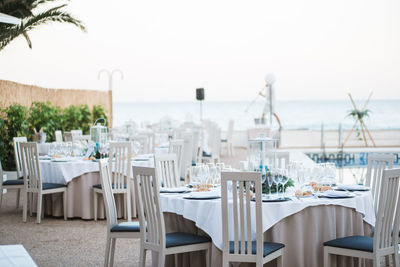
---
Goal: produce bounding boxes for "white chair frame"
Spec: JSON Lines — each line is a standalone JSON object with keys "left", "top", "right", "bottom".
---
{"left": 168, "top": 139, "right": 184, "bottom": 178}
{"left": 0, "top": 137, "right": 27, "bottom": 209}
{"left": 324, "top": 168, "right": 400, "bottom": 267}
{"left": 154, "top": 154, "right": 180, "bottom": 188}
{"left": 180, "top": 133, "right": 193, "bottom": 183}
{"left": 133, "top": 166, "right": 211, "bottom": 267}
{"left": 221, "top": 171, "right": 284, "bottom": 267}
{"left": 364, "top": 154, "right": 395, "bottom": 215}
{"left": 94, "top": 142, "right": 132, "bottom": 221}
{"left": 20, "top": 142, "right": 67, "bottom": 224}
{"left": 99, "top": 159, "right": 140, "bottom": 267}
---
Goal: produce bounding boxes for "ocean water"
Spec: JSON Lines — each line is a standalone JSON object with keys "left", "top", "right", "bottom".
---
{"left": 113, "top": 99, "right": 400, "bottom": 131}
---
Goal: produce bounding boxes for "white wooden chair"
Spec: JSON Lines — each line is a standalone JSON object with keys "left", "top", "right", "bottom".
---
{"left": 94, "top": 142, "right": 132, "bottom": 221}
{"left": 323, "top": 168, "right": 400, "bottom": 267}
{"left": 180, "top": 132, "right": 193, "bottom": 183}
{"left": 133, "top": 166, "right": 211, "bottom": 267}
{"left": 137, "top": 132, "right": 155, "bottom": 154}
{"left": 168, "top": 139, "right": 184, "bottom": 179}
{"left": 55, "top": 130, "right": 63, "bottom": 143}
{"left": 154, "top": 154, "right": 180, "bottom": 188}
{"left": 0, "top": 137, "right": 28, "bottom": 210}
{"left": 192, "top": 130, "right": 201, "bottom": 164}
{"left": 364, "top": 154, "right": 395, "bottom": 215}
{"left": 221, "top": 171, "right": 284, "bottom": 267}
{"left": 221, "top": 120, "right": 234, "bottom": 156}
{"left": 98, "top": 159, "right": 140, "bottom": 267}
{"left": 20, "top": 142, "right": 67, "bottom": 224}
{"left": 1, "top": 159, "right": 25, "bottom": 210}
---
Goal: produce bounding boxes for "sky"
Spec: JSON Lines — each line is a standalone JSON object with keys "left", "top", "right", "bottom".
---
{"left": 0, "top": 0, "right": 399, "bottom": 102}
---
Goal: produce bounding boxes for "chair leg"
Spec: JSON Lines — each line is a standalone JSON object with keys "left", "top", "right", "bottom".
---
{"left": 158, "top": 251, "right": 165, "bottom": 267}
{"left": 323, "top": 248, "right": 330, "bottom": 267}
{"left": 123, "top": 193, "right": 127, "bottom": 220}
{"left": 222, "top": 253, "right": 229, "bottom": 267}
{"left": 16, "top": 189, "right": 20, "bottom": 208}
{"left": 94, "top": 191, "right": 97, "bottom": 221}
{"left": 37, "top": 193, "right": 42, "bottom": 224}
{"left": 104, "top": 234, "right": 111, "bottom": 267}
{"left": 174, "top": 254, "right": 178, "bottom": 267}
{"left": 205, "top": 246, "right": 211, "bottom": 267}
{"left": 0, "top": 186, "right": 3, "bottom": 209}
{"left": 139, "top": 247, "right": 146, "bottom": 267}
{"left": 393, "top": 252, "right": 399, "bottom": 267}
{"left": 22, "top": 190, "right": 27, "bottom": 222}
{"left": 276, "top": 255, "right": 283, "bottom": 267}
{"left": 63, "top": 190, "right": 67, "bottom": 220}
{"left": 110, "top": 238, "right": 116, "bottom": 267}
{"left": 126, "top": 192, "right": 132, "bottom": 222}
{"left": 29, "top": 192, "right": 33, "bottom": 217}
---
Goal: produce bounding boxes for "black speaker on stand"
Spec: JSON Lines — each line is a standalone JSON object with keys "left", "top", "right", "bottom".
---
{"left": 196, "top": 88, "right": 205, "bottom": 121}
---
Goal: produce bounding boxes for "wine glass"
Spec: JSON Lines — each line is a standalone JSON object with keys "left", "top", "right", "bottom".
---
{"left": 279, "top": 169, "right": 289, "bottom": 196}
{"left": 266, "top": 171, "right": 274, "bottom": 199}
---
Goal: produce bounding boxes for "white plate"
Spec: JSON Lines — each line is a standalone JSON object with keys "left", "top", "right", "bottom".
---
{"left": 183, "top": 191, "right": 221, "bottom": 200}
{"left": 320, "top": 190, "right": 355, "bottom": 198}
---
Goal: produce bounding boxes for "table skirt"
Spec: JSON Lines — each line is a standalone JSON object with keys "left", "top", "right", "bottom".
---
{"left": 34, "top": 172, "right": 137, "bottom": 220}
{"left": 155, "top": 206, "right": 373, "bottom": 267}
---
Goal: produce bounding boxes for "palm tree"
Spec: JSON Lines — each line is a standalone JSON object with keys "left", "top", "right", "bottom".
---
{"left": 0, "top": 0, "right": 86, "bottom": 51}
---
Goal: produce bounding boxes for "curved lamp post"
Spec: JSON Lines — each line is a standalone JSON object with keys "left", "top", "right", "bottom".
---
{"left": 98, "top": 69, "right": 124, "bottom": 128}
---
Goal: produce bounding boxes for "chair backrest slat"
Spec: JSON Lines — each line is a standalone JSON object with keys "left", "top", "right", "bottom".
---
{"left": 154, "top": 154, "right": 180, "bottom": 188}
{"left": 373, "top": 168, "right": 400, "bottom": 252}
{"left": 13, "top": 137, "right": 27, "bottom": 178}
{"left": 20, "top": 142, "right": 41, "bottom": 192}
{"left": 99, "top": 159, "right": 118, "bottom": 230}
{"left": 365, "top": 154, "right": 395, "bottom": 214}
{"left": 55, "top": 130, "right": 63, "bottom": 143}
{"left": 109, "top": 142, "right": 131, "bottom": 191}
{"left": 222, "top": 171, "right": 262, "bottom": 257}
{"left": 169, "top": 139, "right": 184, "bottom": 177}
{"left": 133, "top": 166, "right": 165, "bottom": 248}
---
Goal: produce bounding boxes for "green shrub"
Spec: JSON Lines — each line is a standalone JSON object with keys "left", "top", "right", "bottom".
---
{"left": 63, "top": 105, "right": 92, "bottom": 134}
{"left": 0, "top": 103, "right": 30, "bottom": 170}
{"left": 92, "top": 105, "right": 108, "bottom": 125}
{"left": 28, "top": 102, "right": 63, "bottom": 142}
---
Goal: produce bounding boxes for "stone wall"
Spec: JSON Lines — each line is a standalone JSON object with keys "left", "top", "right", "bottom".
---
{"left": 0, "top": 79, "right": 113, "bottom": 126}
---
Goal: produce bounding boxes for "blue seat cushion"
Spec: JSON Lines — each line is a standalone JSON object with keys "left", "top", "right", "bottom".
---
{"left": 3, "top": 179, "right": 24, "bottom": 186}
{"left": 42, "top": 183, "right": 67, "bottom": 190}
{"left": 166, "top": 232, "right": 211, "bottom": 248}
{"left": 229, "top": 241, "right": 285, "bottom": 257}
{"left": 111, "top": 222, "right": 140, "bottom": 232}
{"left": 323, "top": 236, "right": 373, "bottom": 252}
{"left": 192, "top": 161, "right": 196, "bottom": 166}
{"left": 202, "top": 152, "right": 212, "bottom": 157}
{"left": 93, "top": 184, "right": 127, "bottom": 189}
{"left": 221, "top": 138, "right": 227, "bottom": 142}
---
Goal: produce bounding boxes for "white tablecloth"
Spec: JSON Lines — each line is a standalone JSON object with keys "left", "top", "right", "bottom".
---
{"left": 39, "top": 156, "right": 154, "bottom": 184}
{"left": 0, "top": 245, "right": 37, "bottom": 267}
{"left": 160, "top": 191, "right": 375, "bottom": 250}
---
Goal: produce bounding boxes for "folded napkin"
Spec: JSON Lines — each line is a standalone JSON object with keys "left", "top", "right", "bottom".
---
{"left": 336, "top": 184, "right": 368, "bottom": 191}
{"left": 159, "top": 187, "right": 188, "bottom": 193}
{"left": 322, "top": 190, "right": 353, "bottom": 197}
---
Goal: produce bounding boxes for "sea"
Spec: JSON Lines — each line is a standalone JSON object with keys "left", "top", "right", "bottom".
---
{"left": 113, "top": 99, "right": 400, "bottom": 131}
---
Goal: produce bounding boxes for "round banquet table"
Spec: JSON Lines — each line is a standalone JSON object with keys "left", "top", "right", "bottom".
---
{"left": 36, "top": 156, "right": 154, "bottom": 219}
{"left": 153, "top": 191, "right": 375, "bottom": 267}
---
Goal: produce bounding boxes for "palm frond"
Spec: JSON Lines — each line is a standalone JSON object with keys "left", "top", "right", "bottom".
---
{"left": 0, "top": 5, "right": 86, "bottom": 51}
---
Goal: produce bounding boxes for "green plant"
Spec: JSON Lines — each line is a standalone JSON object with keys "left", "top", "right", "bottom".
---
{"left": 78, "top": 104, "right": 91, "bottom": 134}
{"left": 347, "top": 109, "right": 371, "bottom": 141}
{"left": 0, "top": 0, "right": 86, "bottom": 51}
{"left": 28, "top": 102, "right": 63, "bottom": 142}
{"left": 0, "top": 103, "right": 30, "bottom": 170}
{"left": 92, "top": 105, "right": 108, "bottom": 125}
{"left": 63, "top": 104, "right": 91, "bottom": 134}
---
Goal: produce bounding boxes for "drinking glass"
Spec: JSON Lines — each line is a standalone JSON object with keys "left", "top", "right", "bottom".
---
{"left": 266, "top": 171, "right": 274, "bottom": 198}
{"left": 279, "top": 169, "right": 289, "bottom": 196}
